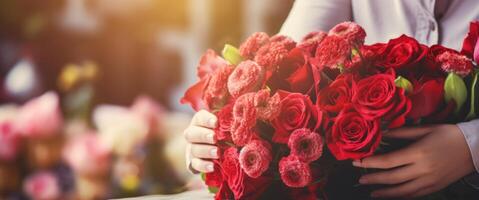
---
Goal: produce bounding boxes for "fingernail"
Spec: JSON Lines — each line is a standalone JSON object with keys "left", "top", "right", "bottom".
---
{"left": 210, "top": 148, "right": 218, "bottom": 157}
{"left": 206, "top": 133, "right": 214, "bottom": 142}
{"left": 352, "top": 160, "right": 361, "bottom": 167}
{"left": 206, "top": 164, "right": 214, "bottom": 172}
{"left": 359, "top": 177, "right": 367, "bottom": 184}
{"left": 208, "top": 118, "right": 217, "bottom": 127}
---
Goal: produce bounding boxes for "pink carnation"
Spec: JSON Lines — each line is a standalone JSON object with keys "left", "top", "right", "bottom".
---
{"left": 0, "top": 120, "right": 20, "bottom": 161}
{"left": 328, "top": 21, "right": 366, "bottom": 46}
{"left": 63, "top": 133, "right": 111, "bottom": 175}
{"left": 204, "top": 65, "right": 234, "bottom": 109}
{"left": 23, "top": 172, "right": 61, "bottom": 200}
{"left": 298, "top": 31, "right": 327, "bottom": 56}
{"left": 16, "top": 92, "right": 63, "bottom": 138}
{"left": 255, "top": 35, "right": 296, "bottom": 70}
{"left": 279, "top": 155, "right": 312, "bottom": 188}
{"left": 254, "top": 89, "right": 281, "bottom": 121}
{"left": 312, "top": 35, "right": 352, "bottom": 69}
{"left": 227, "top": 60, "right": 265, "bottom": 98}
{"left": 239, "top": 32, "right": 270, "bottom": 59}
{"left": 436, "top": 51, "right": 474, "bottom": 76}
{"left": 239, "top": 140, "right": 272, "bottom": 178}
{"left": 288, "top": 128, "right": 323, "bottom": 163}
{"left": 231, "top": 93, "right": 257, "bottom": 146}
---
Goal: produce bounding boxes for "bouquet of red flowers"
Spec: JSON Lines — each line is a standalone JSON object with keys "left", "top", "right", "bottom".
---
{"left": 181, "top": 21, "right": 479, "bottom": 199}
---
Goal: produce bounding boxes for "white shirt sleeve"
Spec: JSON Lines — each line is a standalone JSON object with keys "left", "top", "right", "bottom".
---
{"left": 458, "top": 119, "right": 479, "bottom": 172}
{"left": 279, "top": 0, "right": 353, "bottom": 41}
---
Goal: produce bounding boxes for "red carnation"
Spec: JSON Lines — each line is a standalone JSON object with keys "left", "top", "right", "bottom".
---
{"left": 254, "top": 89, "right": 281, "bottom": 121}
{"left": 436, "top": 51, "right": 474, "bottom": 77}
{"left": 317, "top": 74, "right": 354, "bottom": 114}
{"left": 239, "top": 140, "right": 272, "bottom": 178}
{"left": 255, "top": 35, "right": 296, "bottom": 70}
{"left": 204, "top": 65, "right": 234, "bottom": 110}
{"left": 298, "top": 31, "right": 327, "bottom": 57}
{"left": 231, "top": 93, "right": 257, "bottom": 146}
{"left": 288, "top": 128, "right": 323, "bottom": 163}
{"left": 239, "top": 32, "right": 270, "bottom": 59}
{"left": 328, "top": 22, "right": 366, "bottom": 47}
{"left": 227, "top": 60, "right": 265, "bottom": 98}
{"left": 311, "top": 35, "right": 351, "bottom": 69}
{"left": 279, "top": 155, "right": 312, "bottom": 188}
{"left": 272, "top": 91, "right": 323, "bottom": 144}
{"left": 327, "top": 106, "right": 381, "bottom": 160}
{"left": 352, "top": 71, "right": 410, "bottom": 125}
{"left": 215, "top": 104, "right": 234, "bottom": 142}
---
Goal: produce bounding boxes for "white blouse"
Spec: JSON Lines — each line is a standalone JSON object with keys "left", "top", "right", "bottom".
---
{"left": 280, "top": 0, "right": 479, "bottom": 174}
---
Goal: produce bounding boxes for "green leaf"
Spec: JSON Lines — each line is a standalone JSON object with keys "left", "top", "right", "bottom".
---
{"left": 444, "top": 72, "right": 468, "bottom": 114}
{"left": 395, "top": 76, "right": 413, "bottom": 93}
{"left": 222, "top": 44, "right": 243, "bottom": 65}
{"left": 467, "top": 71, "right": 479, "bottom": 120}
{"left": 200, "top": 172, "right": 206, "bottom": 181}
{"left": 208, "top": 186, "right": 219, "bottom": 193}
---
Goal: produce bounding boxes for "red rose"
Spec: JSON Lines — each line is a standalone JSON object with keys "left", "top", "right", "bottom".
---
{"left": 311, "top": 35, "right": 351, "bottom": 69}
{"left": 436, "top": 51, "right": 474, "bottom": 77}
{"left": 377, "top": 35, "right": 428, "bottom": 70}
{"left": 407, "top": 78, "right": 445, "bottom": 120}
{"left": 298, "top": 31, "right": 327, "bottom": 57}
{"left": 254, "top": 89, "right": 281, "bottom": 121}
{"left": 239, "top": 140, "right": 272, "bottom": 178}
{"left": 288, "top": 128, "right": 323, "bottom": 163}
{"left": 327, "top": 106, "right": 381, "bottom": 160}
{"left": 328, "top": 22, "right": 366, "bottom": 47}
{"left": 461, "top": 21, "right": 479, "bottom": 58}
{"left": 279, "top": 155, "right": 312, "bottom": 188}
{"left": 275, "top": 48, "right": 315, "bottom": 94}
{"left": 227, "top": 60, "right": 265, "bottom": 98}
{"left": 317, "top": 74, "right": 354, "bottom": 114}
{"left": 239, "top": 32, "right": 270, "bottom": 59}
{"left": 181, "top": 49, "right": 231, "bottom": 111}
{"left": 255, "top": 35, "right": 296, "bottom": 70}
{"left": 215, "top": 104, "right": 234, "bottom": 142}
{"left": 272, "top": 91, "right": 323, "bottom": 144}
{"left": 232, "top": 93, "right": 257, "bottom": 146}
{"left": 352, "top": 71, "right": 410, "bottom": 126}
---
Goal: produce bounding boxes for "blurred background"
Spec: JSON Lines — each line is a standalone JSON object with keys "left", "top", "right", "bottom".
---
{"left": 0, "top": 0, "right": 294, "bottom": 199}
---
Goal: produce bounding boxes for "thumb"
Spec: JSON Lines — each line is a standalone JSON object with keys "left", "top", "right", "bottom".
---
{"left": 383, "top": 125, "right": 437, "bottom": 140}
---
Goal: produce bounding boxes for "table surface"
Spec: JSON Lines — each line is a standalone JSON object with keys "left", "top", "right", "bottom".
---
{"left": 116, "top": 189, "right": 214, "bottom": 200}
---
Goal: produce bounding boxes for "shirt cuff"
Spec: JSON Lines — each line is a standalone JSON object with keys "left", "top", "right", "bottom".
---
{"left": 458, "top": 119, "right": 479, "bottom": 173}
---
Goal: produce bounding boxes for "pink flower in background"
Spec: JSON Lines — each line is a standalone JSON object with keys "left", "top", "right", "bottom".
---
{"left": 130, "top": 95, "right": 164, "bottom": 135}
{"left": 0, "top": 120, "right": 20, "bottom": 161}
{"left": 227, "top": 60, "right": 265, "bottom": 98}
{"left": 239, "top": 32, "right": 270, "bottom": 59}
{"left": 436, "top": 51, "right": 474, "bottom": 76}
{"left": 328, "top": 22, "right": 366, "bottom": 46}
{"left": 231, "top": 93, "right": 257, "bottom": 146}
{"left": 255, "top": 35, "right": 296, "bottom": 70}
{"left": 279, "top": 155, "right": 312, "bottom": 188}
{"left": 254, "top": 89, "right": 281, "bottom": 121}
{"left": 288, "top": 128, "right": 323, "bottom": 163}
{"left": 16, "top": 92, "right": 63, "bottom": 138}
{"left": 239, "top": 140, "right": 272, "bottom": 178}
{"left": 24, "top": 172, "right": 61, "bottom": 200}
{"left": 63, "top": 133, "right": 111, "bottom": 175}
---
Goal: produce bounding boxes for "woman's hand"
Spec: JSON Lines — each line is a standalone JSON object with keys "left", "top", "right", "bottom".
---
{"left": 353, "top": 124, "right": 475, "bottom": 198}
{"left": 184, "top": 110, "right": 218, "bottom": 173}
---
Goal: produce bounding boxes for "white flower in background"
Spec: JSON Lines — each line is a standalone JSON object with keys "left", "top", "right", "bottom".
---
{"left": 5, "top": 58, "right": 42, "bottom": 100}
{"left": 16, "top": 92, "right": 63, "bottom": 138}
{"left": 93, "top": 105, "right": 148, "bottom": 156}
{"left": 130, "top": 95, "right": 164, "bottom": 138}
